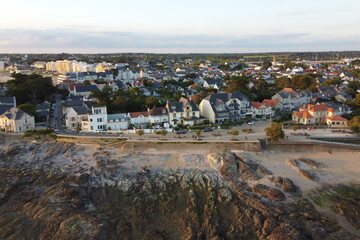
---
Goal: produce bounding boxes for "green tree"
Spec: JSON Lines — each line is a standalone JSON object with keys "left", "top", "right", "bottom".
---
{"left": 225, "top": 76, "right": 250, "bottom": 92}
{"left": 242, "top": 128, "right": 252, "bottom": 135}
{"left": 291, "top": 125, "right": 299, "bottom": 135}
{"left": 348, "top": 116, "right": 360, "bottom": 134}
{"left": 17, "top": 103, "right": 36, "bottom": 116}
{"left": 227, "top": 129, "right": 239, "bottom": 139}
{"left": 145, "top": 96, "right": 158, "bottom": 108}
{"left": 261, "top": 61, "right": 272, "bottom": 70}
{"left": 195, "top": 130, "right": 201, "bottom": 138}
{"left": 89, "top": 85, "right": 112, "bottom": 105}
{"left": 265, "top": 122, "right": 285, "bottom": 141}
{"left": 136, "top": 129, "right": 144, "bottom": 139}
{"left": 7, "top": 73, "right": 57, "bottom": 104}
{"left": 276, "top": 77, "right": 292, "bottom": 89}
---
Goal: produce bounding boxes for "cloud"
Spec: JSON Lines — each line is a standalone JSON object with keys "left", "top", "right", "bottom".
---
{"left": 0, "top": 28, "right": 359, "bottom": 53}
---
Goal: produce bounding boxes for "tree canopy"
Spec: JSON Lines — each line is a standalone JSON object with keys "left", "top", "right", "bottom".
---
{"left": 348, "top": 116, "right": 360, "bottom": 134}
{"left": 7, "top": 73, "right": 57, "bottom": 104}
{"left": 265, "top": 122, "right": 285, "bottom": 141}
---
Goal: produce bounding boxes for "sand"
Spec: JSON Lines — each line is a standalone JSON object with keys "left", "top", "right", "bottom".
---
{"left": 242, "top": 150, "right": 360, "bottom": 194}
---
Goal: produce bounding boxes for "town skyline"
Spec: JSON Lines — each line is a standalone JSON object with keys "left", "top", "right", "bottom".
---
{"left": 1, "top": 0, "right": 360, "bottom": 53}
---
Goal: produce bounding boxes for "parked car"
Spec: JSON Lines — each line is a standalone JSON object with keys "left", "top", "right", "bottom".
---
{"left": 153, "top": 125, "right": 163, "bottom": 129}
{"left": 202, "top": 127, "right": 213, "bottom": 132}
{"left": 176, "top": 129, "right": 187, "bottom": 134}
{"left": 247, "top": 120, "right": 256, "bottom": 125}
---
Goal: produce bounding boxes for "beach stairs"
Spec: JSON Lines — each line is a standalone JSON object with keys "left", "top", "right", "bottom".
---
{"left": 258, "top": 138, "right": 268, "bottom": 154}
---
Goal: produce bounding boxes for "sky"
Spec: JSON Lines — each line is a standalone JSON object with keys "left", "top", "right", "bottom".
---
{"left": 0, "top": 0, "right": 360, "bottom": 53}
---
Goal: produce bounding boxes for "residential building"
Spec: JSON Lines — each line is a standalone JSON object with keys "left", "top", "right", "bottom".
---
{"left": 326, "top": 115, "right": 348, "bottom": 128}
{"left": 74, "top": 85, "right": 99, "bottom": 98}
{"left": 292, "top": 103, "right": 347, "bottom": 126}
{"left": 271, "top": 88, "right": 312, "bottom": 111}
{"left": 81, "top": 106, "right": 108, "bottom": 133}
{"left": 0, "top": 107, "right": 35, "bottom": 132}
{"left": 65, "top": 106, "right": 89, "bottom": 131}
{"left": 166, "top": 98, "right": 201, "bottom": 126}
{"left": 148, "top": 106, "right": 168, "bottom": 124}
{"left": 107, "top": 113, "right": 129, "bottom": 130}
{"left": 251, "top": 101, "right": 273, "bottom": 118}
{"left": 199, "top": 92, "right": 251, "bottom": 124}
{"left": 129, "top": 112, "right": 149, "bottom": 127}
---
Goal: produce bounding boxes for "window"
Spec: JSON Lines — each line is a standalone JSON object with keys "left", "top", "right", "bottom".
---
{"left": 173, "top": 113, "right": 176, "bottom": 118}
{"left": 91, "top": 126, "right": 93, "bottom": 130}
{"left": 193, "top": 112, "right": 195, "bottom": 116}
{"left": 90, "top": 119, "right": 93, "bottom": 122}
{"left": 97, "top": 118, "right": 103, "bottom": 122}
{"left": 24, "top": 118, "right": 28, "bottom": 124}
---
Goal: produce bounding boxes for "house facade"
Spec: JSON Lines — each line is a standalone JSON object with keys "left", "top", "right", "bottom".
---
{"left": 166, "top": 99, "right": 201, "bottom": 126}
{"left": 251, "top": 101, "right": 273, "bottom": 118}
{"left": 81, "top": 106, "right": 108, "bottom": 132}
{"left": 107, "top": 113, "right": 129, "bottom": 130}
{"left": 129, "top": 112, "right": 149, "bottom": 127}
{"left": 65, "top": 106, "right": 89, "bottom": 131}
{"left": 199, "top": 92, "right": 251, "bottom": 123}
{"left": 148, "top": 106, "right": 168, "bottom": 124}
{"left": 0, "top": 108, "right": 35, "bottom": 132}
{"left": 272, "top": 88, "right": 312, "bottom": 111}
{"left": 292, "top": 103, "right": 346, "bottom": 126}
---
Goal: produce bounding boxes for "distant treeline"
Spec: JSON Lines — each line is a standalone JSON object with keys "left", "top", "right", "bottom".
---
{"left": 1, "top": 51, "right": 360, "bottom": 64}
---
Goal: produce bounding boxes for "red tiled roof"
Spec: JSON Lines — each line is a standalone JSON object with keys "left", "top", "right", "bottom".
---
{"left": 281, "top": 88, "right": 295, "bottom": 93}
{"left": 301, "top": 104, "right": 329, "bottom": 112}
{"left": 293, "top": 110, "right": 314, "bottom": 119}
{"left": 326, "top": 115, "right": 347, "bottom": 121}
{"left": 262, "top": 99, "right": 280, "bottom": 107}
{"left": 130, "top": 112, "right": 149, "bottom": 118}
{"left": 251, "top": 101, "right": 263, "bottom": 109}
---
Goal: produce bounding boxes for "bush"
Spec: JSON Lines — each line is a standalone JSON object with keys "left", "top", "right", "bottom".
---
{"left": 265, "top": 122, "right": 285, "bottom": 141}
{"left": 23, "top": 129, "right": 53, "bottom": 137}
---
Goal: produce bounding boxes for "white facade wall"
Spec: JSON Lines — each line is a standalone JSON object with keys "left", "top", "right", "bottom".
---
{"left": 130, "top": 116, "right": 149, "bottom": 126}
{"left": 199, "top": 100, "right": 216, "bottom": 123}
{"left": 0, "top": 114, "right": 35, "bottom": 132}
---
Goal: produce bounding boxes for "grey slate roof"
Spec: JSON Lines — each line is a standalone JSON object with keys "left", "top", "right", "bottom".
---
{"left": 67, "top": 95, "right": 83, "bottom": 101}
{"left": 204, "top": 92, "right": 249, "bottom": 104}
{"left": 108, "top": 113, "right": 128, "bottom": 121}
{"left": 1, "top": 107, "right": 32, "bottom": 120}
{"left": 65, "top": 100, "right": 84, "bottom": 108}
{"left": 75, "top": 85, "right": 99, "bottom": 93}
{"left": 0, "top": 96, "right": 16, "bottom": 106}
{"left": 167, "top": 101, "right": 199, "bottom": 113}
{"left": 0, "top": 105, "right": 12, "bottom": 115}
{"left": 72, "top": 106, "right": 89, "bottom": 115}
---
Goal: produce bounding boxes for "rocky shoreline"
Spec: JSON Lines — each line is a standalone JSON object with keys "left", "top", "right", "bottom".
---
{"left": 0, "top": 140, "right": 359, "bottom": 240}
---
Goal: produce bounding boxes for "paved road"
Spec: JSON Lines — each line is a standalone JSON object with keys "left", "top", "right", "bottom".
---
{"left": 52, "top": 115, "right": 357, "bottom": 142}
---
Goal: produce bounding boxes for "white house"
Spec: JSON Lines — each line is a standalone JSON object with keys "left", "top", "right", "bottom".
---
{"left": 148, "top": 106, "right": 168, "bottom": 125}
{"left": 199, "top": 92, "right": 252, "bottom": 124}
{"left": 65, "top": 106, "right": 89, "bottom": 131}
{"left": 251, "top": 102, "right": 273, "bottom": 118}
{"left": 271, "top": 88, "right": 312, "bottom": 111}
{"left": 166, "top": 98, "right": 201, "bottom": 127}
{"left": 129, "top": 111, "right": 149, "bottom": 127}
{"left": 107, "top": 113, "right": 129, "bottom": 130}
{"left": 81, "top": 106, "right": 108, "bottom": 133}
{"left": 0, "top": 107, "right": 35, "bottom": 132}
